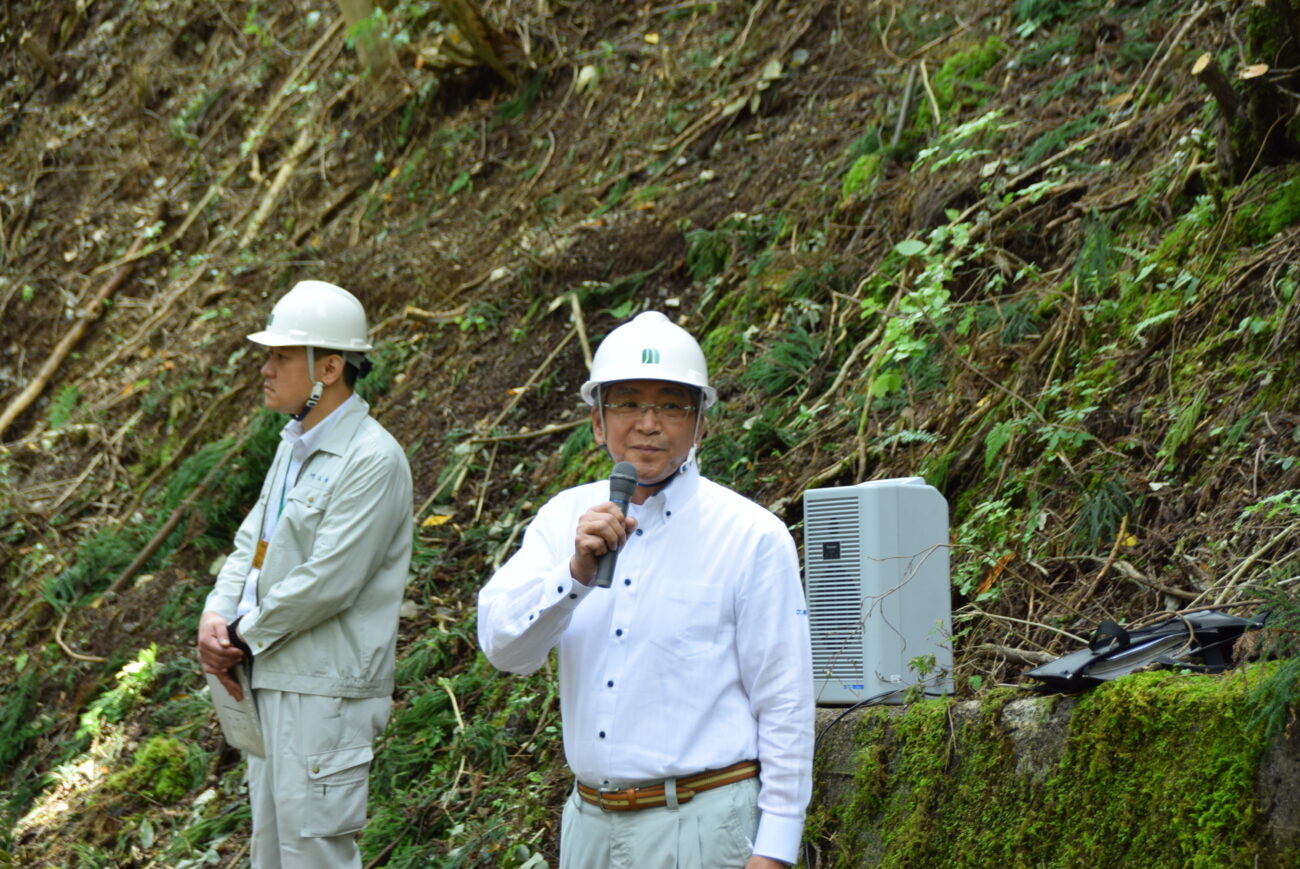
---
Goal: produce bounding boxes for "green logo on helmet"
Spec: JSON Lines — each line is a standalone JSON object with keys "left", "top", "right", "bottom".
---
{"left": 641, "top": 347, "right": 660, "bottom": 364}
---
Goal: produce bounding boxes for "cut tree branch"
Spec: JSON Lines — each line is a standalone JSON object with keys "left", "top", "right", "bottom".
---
{"left": 974, "top": 643, "right": 1054, "bottom": 667}
{"left": 55, "top": 610, "right": 106, "bottom": 663}
{"left": 1192, "top": 52, "right": 1240, "bottom": 121}
{"left": 100, "top": 418, "right": 259, "bottom": 599}
{"left": 240, "top": 116, "right": 320, "bottom": 248}
{"left": 0, "top": 207, "right": 160, "bottom": 440}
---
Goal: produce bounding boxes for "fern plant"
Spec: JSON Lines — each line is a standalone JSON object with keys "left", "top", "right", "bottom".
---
{"left": 0, "top": 666, "right": 41, "bottom": 771}
{"left": 1073, "top": 212, "right": 1120, "bottom": 298}
{"left": 740, "top": 325, "right": 822, "bottom": 397}
{"left": 1248, "top": 583, "right": 1300, "bottom": 738}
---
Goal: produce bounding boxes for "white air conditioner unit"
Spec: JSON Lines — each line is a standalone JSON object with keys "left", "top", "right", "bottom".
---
{"left": 803, "top": 477, "right": 953, "bottom": 705}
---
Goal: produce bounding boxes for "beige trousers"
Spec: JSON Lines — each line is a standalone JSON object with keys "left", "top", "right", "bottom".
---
{"left": 247, "top": 689, "right": 391, "bottom": 869}
{"left": 560, "top": 776, "right": 760, "bottom": 869}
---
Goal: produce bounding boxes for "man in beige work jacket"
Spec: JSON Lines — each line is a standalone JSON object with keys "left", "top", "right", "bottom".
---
{"left": 197, "top": 280, "right": 413, "bottom": 869}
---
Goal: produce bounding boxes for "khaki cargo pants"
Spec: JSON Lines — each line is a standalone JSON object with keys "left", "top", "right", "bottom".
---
{"left": 247, "top": 689, "right": 391, "bottom": 869}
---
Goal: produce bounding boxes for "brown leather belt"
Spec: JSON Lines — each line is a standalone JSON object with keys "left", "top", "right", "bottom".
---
{"left": 576, "top": 759, "right": 759, "bottom": 812}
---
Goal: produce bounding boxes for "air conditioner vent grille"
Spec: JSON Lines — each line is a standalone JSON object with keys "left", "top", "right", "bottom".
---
{"left": 804, "top": 495, "right": 862, "bottom": 679}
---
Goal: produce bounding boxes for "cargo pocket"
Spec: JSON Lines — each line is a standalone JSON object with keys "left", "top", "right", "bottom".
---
{"left": 303, "top": 744, "right": 373, "bottom": 837}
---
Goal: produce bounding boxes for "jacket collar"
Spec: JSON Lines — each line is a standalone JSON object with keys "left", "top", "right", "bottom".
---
{"left": 313, "top": 394, "right": 370, "bottom": 457}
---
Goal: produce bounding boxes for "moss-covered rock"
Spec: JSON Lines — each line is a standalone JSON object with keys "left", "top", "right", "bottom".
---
{"left": 107, "top": 735, "right": 205, "bottom": 804}
{"left": 810, "top": 667, "right": 1290, "bottom": 867}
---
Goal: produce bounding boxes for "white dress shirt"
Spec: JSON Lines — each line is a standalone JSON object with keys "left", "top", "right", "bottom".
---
{"left": 235, "top": 394, "right": 358, "bottom": 619}
{"left": 477, "top": 459, "right": 814, "bottom": 864}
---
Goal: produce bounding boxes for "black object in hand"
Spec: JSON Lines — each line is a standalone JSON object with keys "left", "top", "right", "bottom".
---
{"left": 593, "top": 462, "right": 638, "bottom": 588}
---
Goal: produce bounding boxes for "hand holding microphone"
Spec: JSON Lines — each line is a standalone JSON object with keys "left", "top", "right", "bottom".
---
{"left": 593, "top": 461, "right": 638, "bottom": 588}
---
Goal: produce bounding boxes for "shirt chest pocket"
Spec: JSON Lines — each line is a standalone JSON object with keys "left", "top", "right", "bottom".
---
{"left": 280, "top": 484, "right": 332, "bottom": 532}
{"left": 258, "top": 474, "right": 336, "bottom": 580}
{"left": 647, "top": 580, "right": 725, "bottom": 661}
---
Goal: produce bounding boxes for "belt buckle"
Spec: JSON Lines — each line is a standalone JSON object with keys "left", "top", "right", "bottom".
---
{"left": 596, "top": 786, "right": 631, "bottom": 812}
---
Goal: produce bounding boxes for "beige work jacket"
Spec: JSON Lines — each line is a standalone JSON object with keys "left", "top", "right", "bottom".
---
{"left": 204, "top": 398, "right": 412, "bottom": 698}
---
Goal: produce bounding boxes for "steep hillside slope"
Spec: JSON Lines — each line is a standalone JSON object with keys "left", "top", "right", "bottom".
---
{"left": 2, "top": 0, "right": 1300, "bottom": 864}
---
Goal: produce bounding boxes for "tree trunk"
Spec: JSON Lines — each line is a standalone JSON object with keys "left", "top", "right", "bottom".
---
{"left": 337, "top": 0, "right": 399, "bottom": 83}
{"left": 439, "top": 0, "right": 519, "bottom": 86}
{"left": 1188, "top": 1, "right": 1300, "bottom": 180}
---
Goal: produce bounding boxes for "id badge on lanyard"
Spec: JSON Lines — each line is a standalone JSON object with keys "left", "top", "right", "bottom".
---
{"left": 238, "top": 449, "right": 291, "bottom": 616}
{"left": 256, "top": 450, "right": 295, "bottom": 569}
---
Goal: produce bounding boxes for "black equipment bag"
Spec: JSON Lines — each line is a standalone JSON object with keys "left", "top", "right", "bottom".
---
{"left": 1024, "top": 610, "right": 1261, "bottom": 693}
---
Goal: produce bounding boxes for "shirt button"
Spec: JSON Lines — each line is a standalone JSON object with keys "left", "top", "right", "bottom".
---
{"left": 569, "top": 593, "right": 578, "bottom": 599}
{"left": 635, "top": 529, "right": 643, "bottom": 536}
{"left": 599, "top": 731, "right": 606, "bottom": 739}
{"left": 607, "top": 680, "right": 614, "bottom": 688}
{"left": 623, "top": 578, "right": 631, "bottom": 586}
{"left": 312, "top": 766, "right": 320, "bottom": 773}
{"left": 557, "top": 585, "right": 564, "bottom": 594}
{"left": 615, "top": 628, "right": 623, "bottom": 637}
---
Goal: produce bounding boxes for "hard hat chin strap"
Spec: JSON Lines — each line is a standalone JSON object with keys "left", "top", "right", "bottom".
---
{"left": 670, "top": 408, "right": 702, "bottom": 483}
{"left": 293, "top": 346, "right": 325, "bottom": 422}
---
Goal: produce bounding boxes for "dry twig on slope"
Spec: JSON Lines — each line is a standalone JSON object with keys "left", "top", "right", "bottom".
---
{"left": 0, "top": 207, "right": 160, "bottom": 440}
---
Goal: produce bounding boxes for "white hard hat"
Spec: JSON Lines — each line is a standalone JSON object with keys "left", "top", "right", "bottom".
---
{"left": 247, "top": 280, "right": 373, "bottom": 353}
{"left": 580, "top": 310, "right": 716, "bottom": 410}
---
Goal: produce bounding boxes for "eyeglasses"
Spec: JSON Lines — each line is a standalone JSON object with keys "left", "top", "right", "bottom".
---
{"left": 603, "top": 400, "right": 696, "bottom": 422}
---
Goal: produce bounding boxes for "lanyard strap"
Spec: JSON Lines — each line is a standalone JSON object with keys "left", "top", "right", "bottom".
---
{"left": 258, "top": 447, "right": 296, "bottom": 547}
{"left": 276, "top": 450, "right": 294, "bottom": 521}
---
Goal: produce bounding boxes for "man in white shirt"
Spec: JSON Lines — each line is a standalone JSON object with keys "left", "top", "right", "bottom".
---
{"left": 196, "top": 281, "right": 413, "bottom": 869}
{"left": 478, "top": 311, "right": 813, "bottom": 868}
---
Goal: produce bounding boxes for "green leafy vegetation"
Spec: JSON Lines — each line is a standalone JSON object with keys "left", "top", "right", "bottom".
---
{"left": 6, "top": 0, "right": 1300, "bottom": 863}
{"left": 741, "top": 325, "right": 822, "bottom": 397}
{"left": 41, "top": 409, "right": 282, "bottom": 608}
{"left": 45, "top": 386, "right": 80, "bottom": 429}
{"left": 0, "top": 667, "right": 41, "bottom": 772}
{"left": 1234, "top": 170, "right": 1300, "bottom": 244}
{"left": 78, "top": 645, "right": 160, "bottom": 741}
{"left": 917, "top": 37, "right": 1008, "bottom": 126}
{"left": 842, "top": 153, "right": 881, "bottom": 201}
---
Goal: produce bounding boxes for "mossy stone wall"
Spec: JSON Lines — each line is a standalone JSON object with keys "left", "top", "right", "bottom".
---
{"left": 809, "top": 665, "right": 1300, "bottom": 867}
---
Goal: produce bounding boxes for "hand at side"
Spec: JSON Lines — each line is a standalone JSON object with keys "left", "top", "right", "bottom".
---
{"left": 197, "top": 611, "right": 245, "bottom": 701}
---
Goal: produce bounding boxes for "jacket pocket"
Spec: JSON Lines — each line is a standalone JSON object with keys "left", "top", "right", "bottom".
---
{"left": 302, "top": 744, "right": 373, "bottom": 837}
{"left": 283, "top": 483, "right": 331, "bottom": 517}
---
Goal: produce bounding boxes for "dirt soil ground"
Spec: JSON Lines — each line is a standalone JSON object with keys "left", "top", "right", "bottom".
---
{"left": 3, "top": 0, "right": 1300, "bottom": 864}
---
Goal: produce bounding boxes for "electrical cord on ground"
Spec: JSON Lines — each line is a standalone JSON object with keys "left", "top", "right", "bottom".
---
{"left": 812, "top": 688, "right": 903, "bottom": 753}
{"left": 802, "top": 683, "right": 949, "bottom": 867}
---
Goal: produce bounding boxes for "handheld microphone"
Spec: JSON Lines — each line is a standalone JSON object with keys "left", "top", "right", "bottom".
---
{"left": 593, "top": 461, "right": 638, "bottom": 588}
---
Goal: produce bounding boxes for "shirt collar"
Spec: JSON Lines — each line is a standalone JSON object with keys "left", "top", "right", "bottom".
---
{"left": 638, "top": 451, "right": 700, "bottom": 515}
{"left": 281, "top": 393, "right": 358, "bottom": 463}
